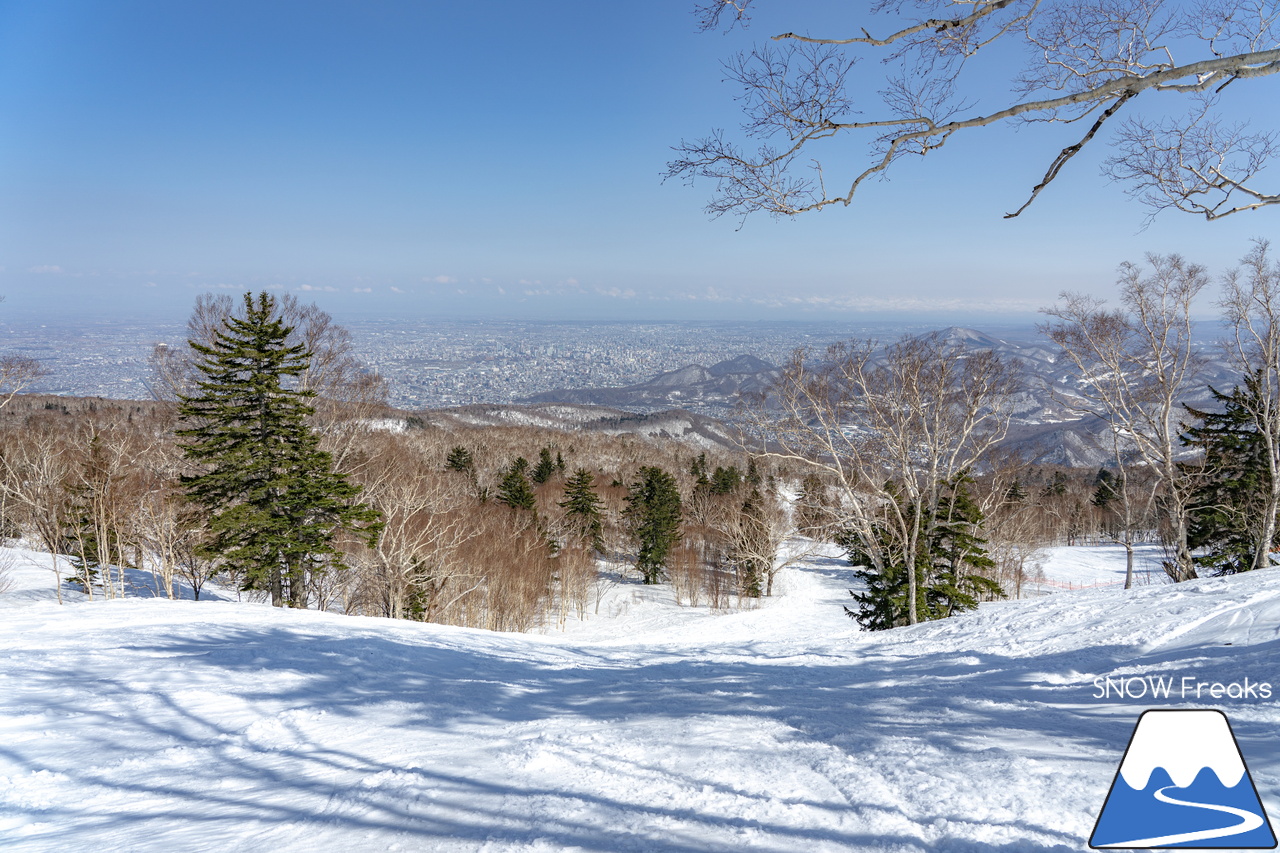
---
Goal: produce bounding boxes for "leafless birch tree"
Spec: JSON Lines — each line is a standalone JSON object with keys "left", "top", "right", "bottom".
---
{"left": 347, "top": 436, "right": 484, "bottom": 620}
{"left": 0, "top": 355, "right": 47, "bottom": 410}
{"left": 673, "top": 1, "right": 1280, "bottom": 221}
{"left": 755, "top": 331, "right": 1019, "bottom": 624}
{"left": 1217, "top": 238, "right": 1280, "bottom": 570}
{"left": 1041, "top": 253, "right": 1209, "bottom": 581}
{"left": 0, "top": 425, "right": 74, "bottom": 603}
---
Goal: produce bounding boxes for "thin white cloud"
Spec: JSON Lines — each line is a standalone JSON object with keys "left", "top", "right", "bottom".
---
{"left": 352, "top": 287, "right": 373, "bottom": 293}
{"left": 28, "top": 265, "right": 63, "bottom": 274}
{"left": 745, "top": 293, "right": 1043, "bottom": 313}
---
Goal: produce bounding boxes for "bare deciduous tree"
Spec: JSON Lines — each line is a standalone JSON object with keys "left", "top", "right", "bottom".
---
{"left": 0, "top": 423, "right": 74, "bottom": 603}
{"left": 755, "top": 331, "right": 1019, "bottom": 624}
{"left": 0, "top": 355, "right": 47, "bottom": 410}
{"left": 346, "top": 434, "right": 485, "bottom": 620}
{"left": 1217, "top": 238, "right": 1280, "bottom": 570}
{"left": 1041, "top": 253, "right": 1209, "bottom": 581}
{"left": 673, "top": 1, "right": 1280, "bottom": 221}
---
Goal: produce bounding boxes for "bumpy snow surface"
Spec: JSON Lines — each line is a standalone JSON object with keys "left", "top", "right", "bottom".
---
{"left": 2, "top": 546, "right": 1279, "bottom": 852}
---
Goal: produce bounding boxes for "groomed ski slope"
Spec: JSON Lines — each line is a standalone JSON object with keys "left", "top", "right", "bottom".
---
{"left": 1, "top": 545, "right": 1278, "bottom": 852}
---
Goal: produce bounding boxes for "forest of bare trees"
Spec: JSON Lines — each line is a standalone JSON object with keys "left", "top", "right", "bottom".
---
{"left": 0, "top": 392, "right": 804, "bottom": 629}
{"left": 0, "top": 386, "right": 1197, "bottom": 630}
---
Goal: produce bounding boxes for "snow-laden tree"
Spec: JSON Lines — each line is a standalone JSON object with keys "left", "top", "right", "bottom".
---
{"left": 672, "top": 0, "right": 1280, "bottom": 221}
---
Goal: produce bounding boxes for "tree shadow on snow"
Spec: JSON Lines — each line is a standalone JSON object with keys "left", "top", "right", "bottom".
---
{"left": 5, "top": 616, "right": 1278, "bottom": 852}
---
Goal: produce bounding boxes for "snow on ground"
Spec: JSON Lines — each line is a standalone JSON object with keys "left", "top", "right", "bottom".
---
{"left": 1033, "top": 543, "right": 1171, "bottom": 591}
{"left": 2, "top": 544, "right": 1279, "bottom": 852}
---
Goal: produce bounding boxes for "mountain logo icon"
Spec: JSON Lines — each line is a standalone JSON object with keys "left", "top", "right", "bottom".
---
{"left": 1090, "top": 709, "right": 1276, "bottom": 849}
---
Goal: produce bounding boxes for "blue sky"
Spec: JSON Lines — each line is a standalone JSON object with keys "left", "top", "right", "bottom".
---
{"left": 0, "top": 0, "right": 1275, "bottom": 323}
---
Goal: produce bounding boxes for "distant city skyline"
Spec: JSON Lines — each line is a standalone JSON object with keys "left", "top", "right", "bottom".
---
{"left": 8, "top": 315, "right": 1044, "bottom": 407}
{"left": 1, "top": 1, "right": 1275, "bottom": 325}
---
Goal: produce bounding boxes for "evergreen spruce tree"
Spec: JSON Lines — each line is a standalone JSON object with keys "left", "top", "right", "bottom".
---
{"left": 1040, "top": 470, "right": 1069, "bottom": 498}
{"left": 840, "top": 484, "right": 918, "bottom": 631}
{"left": 926, "top": 474, "right": 1003, "bottom": 617}
{"left": 531, "top": 447, "right": 557, "bottom": 485}
{"left": 176, "top": 292, "right": 381, "bottom": 608}
{"left": 709, "top": 465, "right": 742, "bottom": 495}
{"left": 1185, "top": 376, "right": 1277, "bottom": 574}
{"left": 625, "top": 466, "right": 682, "bottom": 584}
{"left": 497, "top": 458, "right": 537, "bottom": 513}
{"left": 690, "top": 453, "right": 710, "bottom": 491}
{"left": 559, "top": 468, "right": 605, "bottom": 553}
{"left": 1005, "top": 479, "right": 1027, "bottom": 503}
{"left": 842, "top": 475, "right": 1001, "bottom": 630}
{"left": 1092, "top": 469, "right": 1119, "bottom": 509}
{"left": 445, "top": 446, "right": 475, "bottom": 475}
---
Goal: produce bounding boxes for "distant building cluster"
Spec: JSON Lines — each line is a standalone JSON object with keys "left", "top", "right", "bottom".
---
{"left": 5, "top": 318, "right": 939, "bottom": 413}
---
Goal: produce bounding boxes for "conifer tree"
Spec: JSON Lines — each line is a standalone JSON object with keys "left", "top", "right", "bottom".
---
{"left": 690, "top": 453, "right": 710, "bottom": 491}
{"left": 1092, "top": 469, "right": 1119, "bottom": 510}
{"left": 1185, "top": 376, "right": 1278, "bottom": 574}
{"left": 445, "top": 446, "right": 475, "bottom": 475}
{"left": 709, "top": 466, "right": 741, "bottom": 496}
{"left": 497, "top": 458, "right": 537, "bottom": 513}
{"left": 843, "top": 475, "right": 1001, "bottom": 630}
{"left": 531, "top": 447, "right": 556, "bottom": 485}
{"left": 625, "top": 466, "right": 682, "bottom": 584}
{"left": 176, "top": 292, "right": 380, "bottom": 608}
{"left": 1004, "top": 479, "right": 1027, "bottom": 503}
{"left": 559, "top": 468, "right": 605, "bottom": 553}
{"left": 926, "top": 474, "right": 1002, "bottom": 617}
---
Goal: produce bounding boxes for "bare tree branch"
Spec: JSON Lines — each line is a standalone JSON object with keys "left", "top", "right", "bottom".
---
{"left": 675, "top": 1, "right": 1280, "bottom": 220}
{"left": 0, "top": 355, "right": 47, "bottom": 410}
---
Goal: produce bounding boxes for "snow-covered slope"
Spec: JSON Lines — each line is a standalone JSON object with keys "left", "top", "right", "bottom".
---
{"left": 2, "top": 548, "right": 1278, "bottom": 852}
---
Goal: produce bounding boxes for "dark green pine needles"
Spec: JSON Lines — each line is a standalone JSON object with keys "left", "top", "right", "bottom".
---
{"left": 625, "top": 466, "right": 682, "bottom": 584}
{"left": 176, "top": 292, "right": 380, "bottom": 608}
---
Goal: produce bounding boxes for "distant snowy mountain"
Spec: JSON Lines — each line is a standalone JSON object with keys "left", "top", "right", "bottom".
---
{"left": 416, "top": 402, "right": 743, "bottom": 450}
{"left": 515, "top": 325, "right": 1239, "bottom": 468}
